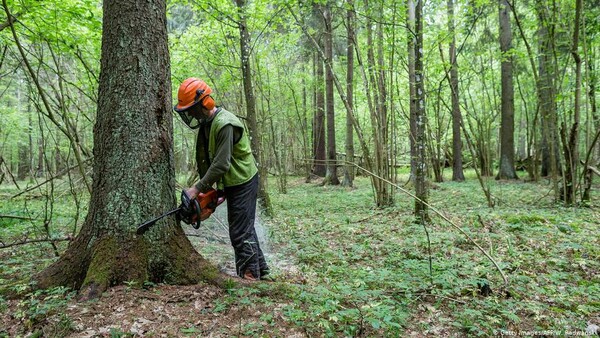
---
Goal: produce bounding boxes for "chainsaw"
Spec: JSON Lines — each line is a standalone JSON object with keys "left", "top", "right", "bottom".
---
{"left": 136, "top": 188, "right": 225, "bottom": 235}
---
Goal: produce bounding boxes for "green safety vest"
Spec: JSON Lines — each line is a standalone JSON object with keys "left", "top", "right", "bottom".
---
{"left": 197, "top": 108, "right": 258, "bottom": 188}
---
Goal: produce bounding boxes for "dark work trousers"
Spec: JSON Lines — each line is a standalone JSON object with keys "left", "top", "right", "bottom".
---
{"left": 224, "top": 174, "right": 269, "bottom": 278}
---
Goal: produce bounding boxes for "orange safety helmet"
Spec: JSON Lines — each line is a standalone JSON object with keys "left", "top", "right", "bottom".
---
{"left": 174, "top": 78, "right": 216, "bottom": 128}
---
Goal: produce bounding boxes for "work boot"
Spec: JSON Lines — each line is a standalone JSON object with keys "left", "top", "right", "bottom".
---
{"left": 243, "top": 270, "right": 258, "bottom": 281}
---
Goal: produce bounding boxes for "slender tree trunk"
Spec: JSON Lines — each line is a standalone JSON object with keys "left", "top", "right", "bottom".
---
{"left": 588, "top": 48, "right": 599, "bottom": 163}
{"left": 408, "top": 0, "right": 417, "bottom": 183}
{"left": 497, "top": 0, "right": 518, "bottom": 180}
{"left": 342, "top": 0, "right": 355, "bottom": 188}
{"left": 448, "top": 0, "right": 464, "bottom": 182}
{"left": 363, "top": 0, "right": 392, "bottom": 205}
{"left": 27, "top": 101, "right": 34, "bottom": 181}
{"left": 36, "top": 132, "right": 44, "bottom": 177}
{"left": 376, "top": 7, "right": 392, "bottom": 203}
{"left": 414, "top": 0, "right": 429, "bottom": 222}
{"left": 323, "top": 2, "right": 339, "bottom": 186}
{"left": 311, "top": 3, "right": 326, "bottom": 178}
{"left": 235, "top": 0, "right": 272, "bottom": 214}
{"left": 300, "top": 61, "right": 312, "bottom": 182}
{"left": 537, "top": 0, "right": 560, "bottom": 201}
{"left": 17, "top": 84, "right": 28, "bottom": 181}
{"left": 313, "top": 46, "right": 327, "bottom": 176}
{"left": 33, "top": 0, "right": 223, "bottom": 299}
{"left": 562, "top": 0, "right": 583, "bottom": 205}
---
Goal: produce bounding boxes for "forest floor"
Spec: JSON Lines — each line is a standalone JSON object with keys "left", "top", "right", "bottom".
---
{"left": 1, "top": 170, "right": 599, "bottom": 337}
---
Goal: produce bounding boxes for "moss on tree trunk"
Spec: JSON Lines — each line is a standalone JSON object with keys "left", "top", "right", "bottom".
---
{"left": 32, "top": 0, "right": 233, "bottom": 299}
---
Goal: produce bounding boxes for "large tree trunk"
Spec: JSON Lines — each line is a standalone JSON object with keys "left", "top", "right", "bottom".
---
{"left": 448, "top": 0, "right": 464, "bottom": 182}
{"left": 496, "top": 0, "right": 518, "bottom": 180}
{"left": 323, "top": 2, "right": 340, "bottom": 186}
{"left": 342, "top": 0, "right": 355, "bottom": 188}
{"left": 236, "top": 0, "right": 272, "bottom": 215}
{"left": 34, "top": 0, "right": 221, "bottom": 299}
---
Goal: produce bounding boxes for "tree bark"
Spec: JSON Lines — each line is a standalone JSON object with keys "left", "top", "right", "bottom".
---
{"left": 33, "top": 0, "right": 222, "bottom": 298}
{"left": 448, "top": 0, "right": 464, "bottom": 182}
{"left": 414, "top": 0, "right": 429, "bottom": 222}
{"left": 496, "top": 0, "right": 518, "bottom": 180}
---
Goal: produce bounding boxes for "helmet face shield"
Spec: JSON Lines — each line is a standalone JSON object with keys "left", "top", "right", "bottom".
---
{"left": 176, "top": 108, "right": 201, "bottom": 129}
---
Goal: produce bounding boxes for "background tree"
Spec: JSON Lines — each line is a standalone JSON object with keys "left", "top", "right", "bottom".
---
{"left": 496, "top": 0, "right": 518, "bottom": 180}
{"left": 322, "top": 1, "right": 339, "bottom": 185}
{"left": 312, "top": 3, "right": 327, "bottom": 178}
{"left": 413, "top": 0, "right": 429, "bottom": 221}
{"left": 560, "top": 0, "right": 583, "bottom": 204}
{"left": 448, "top": 0, "right": 465, "bottom": 182}
{"left": 342, "top": 0, "right": 356, "bottom": 188}
{"left": 535, "top": 0, "right": 560, "bottom": 197}
{"left": 408, "top": 0, "right": 417, "bottom": 184}
{"left": 235, "top": 0, "right": 273, "bottom": 213}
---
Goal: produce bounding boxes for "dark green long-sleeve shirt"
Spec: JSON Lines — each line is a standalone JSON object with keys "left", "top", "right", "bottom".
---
{"left": 195, "top": 110, "right": 242, "bottom": 192}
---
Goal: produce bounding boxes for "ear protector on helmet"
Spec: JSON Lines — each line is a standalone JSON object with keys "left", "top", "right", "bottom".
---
{"left": 190, "top": 89, "right": 215, "bottom": 111}
{"left": 202, "top": 96, "right": 215, "bottom": 110}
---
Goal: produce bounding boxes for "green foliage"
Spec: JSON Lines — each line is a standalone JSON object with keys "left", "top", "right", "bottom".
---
{"left": 109, "top": 328, "right": 133, "bottom": 338}
{"left": 180, "top": 325, "right": 202, "bottom": 335}
{"left": 14, "top": 286, "right": 74, "bottom": 331}
{"left": 266, "top": 174, "right": 599, "bottom": 335}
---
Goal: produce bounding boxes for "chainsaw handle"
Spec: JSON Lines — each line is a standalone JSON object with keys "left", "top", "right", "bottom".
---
{"left": 180, "top": 190, "right": 202, "bottom": 228}
{"left": 190, "top": 198, "right": 201, "bottom": 229}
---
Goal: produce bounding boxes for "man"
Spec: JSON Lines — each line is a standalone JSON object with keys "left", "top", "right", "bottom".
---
{"left": 174, "top": 77, "right": 269, "bottom": 281}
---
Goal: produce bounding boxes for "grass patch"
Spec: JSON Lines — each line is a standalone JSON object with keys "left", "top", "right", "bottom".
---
{"left": 1, "top": 171, "right": 599, "bottom": 336}
{"left": 265, "top": 173, "right": 599, "bottom": 335}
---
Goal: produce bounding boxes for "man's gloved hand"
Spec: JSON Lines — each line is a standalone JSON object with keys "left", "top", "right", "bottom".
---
{"left": 185, "top": 186, "right": 200, "bottom": 200}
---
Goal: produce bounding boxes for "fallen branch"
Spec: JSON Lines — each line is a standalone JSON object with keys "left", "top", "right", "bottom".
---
{"left": 0, "top": 237, "right": 71, "bottom": 249}
{"left": 587, "top": 165, "right": 600, "bottom": 177}
{"left": 11, "top": 158, "right": 92, "bottom": 199}
{"left": 0, "top": 214, "right": 33, "bottom": 221}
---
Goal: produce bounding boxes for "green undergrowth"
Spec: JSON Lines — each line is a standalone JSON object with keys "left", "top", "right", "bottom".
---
{"left": 1, "top": 172, "right": 599, "bottom": 336}
{"left": 265, "top": 172, "right": 599, "bottom": 336}
{"left": 0, "top": 178, "right": 84, "bottom": 297}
